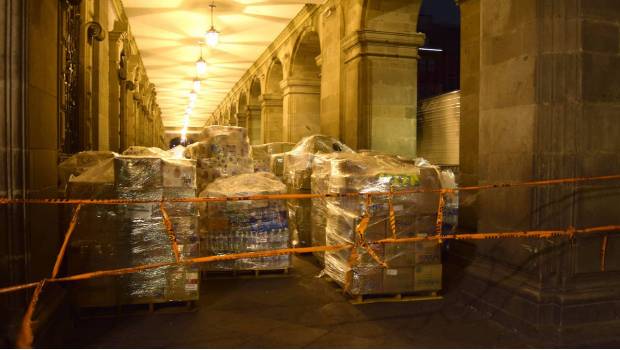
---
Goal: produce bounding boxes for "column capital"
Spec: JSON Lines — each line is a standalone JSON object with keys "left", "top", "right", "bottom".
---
{"left": 279, "top": 78, "right": 320, "bottom": 96}
{"left": 342, "top": 30, "right": 425, "bottom": 63}
{"left": 260, "top": 93, "right": 283, "bottom": 107}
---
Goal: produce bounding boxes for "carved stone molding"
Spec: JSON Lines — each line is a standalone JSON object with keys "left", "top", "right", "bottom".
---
{"left": 86, "top": 21, "right": 105, "bottom": 44}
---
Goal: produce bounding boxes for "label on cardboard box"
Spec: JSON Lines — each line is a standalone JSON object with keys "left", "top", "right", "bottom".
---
{"left": 185, "top": 283, "right": 198, "bottom": 292}
{"left": 386, "top": 269, "right": 398, "bottom": 276}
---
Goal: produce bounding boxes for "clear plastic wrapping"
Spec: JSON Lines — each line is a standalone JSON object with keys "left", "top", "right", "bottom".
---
{"left": 198, "top": 172, "right": 291, "bottom": 271}
{"left": 67, "top": 154, "right": 200, "bottom": 307}
{"left": 440, "top": 169, "right": 458, "bottom": 234}
{"left": 269, "top": 153, "right": 287, "bottom": 179}
{"left": 251, "top": 142, "right": 295, "bottom": 172}
{"left": 321, "top": 153, "right": 443, "bottom": 296}
{"left": 185, "top": 126, "right": 254, "bottom": 192}
{"left": 283, "top": 135, "right": 355, "bottom": 247}
{"left": 122, "top": 146, "right": 170, "bottom": 158}
{"left": 58, "top": 151, "right": 118, "bottom": 190}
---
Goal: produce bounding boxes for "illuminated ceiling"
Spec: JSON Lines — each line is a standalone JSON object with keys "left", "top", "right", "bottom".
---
{"left": 123, "top": 0, "right": 320, "bottom": 134}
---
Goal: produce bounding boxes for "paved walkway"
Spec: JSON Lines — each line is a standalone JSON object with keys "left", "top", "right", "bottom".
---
{"left": 66, "top": 256, "right": 532, "bottom": 348}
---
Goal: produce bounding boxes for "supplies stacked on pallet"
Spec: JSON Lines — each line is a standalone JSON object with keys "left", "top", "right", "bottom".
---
{"left": 251, "top": 142, "right": 295, "bottom": 172}
{"left": 58, "top": 150, "right": 117, "bottom": 191}
{"left": 185, "top": 126, "right": 253, "bottom": 193}
{"left": 198, "top": 172, "right": 290, "bottom": 271}
{"left": 283, "top": 135, "right": 354, "bottom": 247}
{"left": 114, "top": 155, "right": 199, "bottom": 304}
{"left": 322, "top": 153, "right": 443, "bottom": 296}
{"left": 66, "top": 153, "right": 200, "bottom": 308}
{"left": 310, "top": 153, "right": 358, "bottom": 263}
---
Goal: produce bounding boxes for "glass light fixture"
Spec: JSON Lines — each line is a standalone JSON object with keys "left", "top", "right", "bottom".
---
{"left": 205, "top": 1, "right": 220, "bottom": 48}
{"left": 195, "top": 44, "right": 207, "bottom": 75}
{"left": 189, "top": 89, "right": 197, "bottom": 102}
{"left": 193, "top": 77, "right": 201, "bottom": 92}
{"left": 180, "top": 127, "right": 188, "bottom": 144}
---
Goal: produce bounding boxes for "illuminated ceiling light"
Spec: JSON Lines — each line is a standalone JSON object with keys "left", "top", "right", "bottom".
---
{"left": 419, "top": 47, "right": 443, "bottom": 52}
{"left": 195, "top": 43, "right": 207, "bottom": 75}
{"left": 189, "top": 89, "right": 197, "bottom": 101}
{"left": 188, "top": 99, "right": 196, "bottom": 109}
{"left": 181, "top": 127, "right": 188, "bottom": 144}
{"left": 193, "top": 77, "right": 201, "bottom": 92}
{"left": 205, "top": 1, "right": 220, "bottom": 48}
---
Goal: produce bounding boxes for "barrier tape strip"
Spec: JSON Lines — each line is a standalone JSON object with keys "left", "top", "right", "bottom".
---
{"left": 435, "top": 191, "right": 445, "bottom": 236}
{"left": 387, "top": 186, "right": 397, "bottom": 239}
{"left": 7, "top": 225, "right": 620, "bottom": 348}
{"left": 15, "top": 280, "right": 45, "bottom": 348}
{"left": 3, "top": 225, "right": 618, "bottom": 296}
{"left": 5, "top": 172, "right": 620, "bottom": 348}
{"left": 51, "top": 205, "right": 82, "bottom": 278}
{"left": 160, "top": 204, "right": 181, "bottom": 263}
{"left": 601, "top": 235, "right": 608, "bottom": 272}
{"left": 1, "top": 173, "right": 620, "bottom": 206}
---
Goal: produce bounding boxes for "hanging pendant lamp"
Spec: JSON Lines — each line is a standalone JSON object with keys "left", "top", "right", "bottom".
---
{"left": 205, "top": 1, "right": 220, "bottom": 48}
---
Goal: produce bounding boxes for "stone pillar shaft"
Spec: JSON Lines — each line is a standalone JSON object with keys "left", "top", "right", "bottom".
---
{"left": 260, "top": 93, "right": 284, "bottom": 143}
{"left": 280, "top": 78, "right": 321, "bottom": 143}
{"left": 342, "top": 30, "right": 424, "bottom": 158}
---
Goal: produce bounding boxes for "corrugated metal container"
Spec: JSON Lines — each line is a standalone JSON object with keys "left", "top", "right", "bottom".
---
{"left": 417, "top": 91, "right": 460, "bottom": 166}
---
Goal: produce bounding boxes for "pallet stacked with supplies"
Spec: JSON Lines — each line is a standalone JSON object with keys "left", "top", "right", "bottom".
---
{"left": 66, "top": 150, "right": 200, "bottom": 309}
{"left": 321, "top": 153, "right": 444, "bottom": 302}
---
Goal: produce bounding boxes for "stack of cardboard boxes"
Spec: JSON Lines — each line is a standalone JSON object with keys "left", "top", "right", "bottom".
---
{"left": 66, "top": 152, "right": 200, "bottom": 307}
{"left": 282, "top": 135, "right": 354, "bottom": 246}
{"left": 251, "top": 142, "right": 295, "bottom": 172}
{"left": 198, "top": 172, "right": 291, "bottom": 271}
{"left": 185, "top": 126, "right": 253, "bottom": 193}
{"left": 322, "top": 154, "right": 443, "bottom": 296}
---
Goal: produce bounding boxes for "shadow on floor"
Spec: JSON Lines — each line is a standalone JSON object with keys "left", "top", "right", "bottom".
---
{"left": 64, "top": 255, "right": 534, "bottom": 348}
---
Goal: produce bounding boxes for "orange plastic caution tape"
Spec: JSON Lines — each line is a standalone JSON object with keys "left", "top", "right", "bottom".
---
{"left": 435, "top": 191, "right": 445, "bottom": 236}
{"left": 1, "top": 174, "right": 619, "bottom": 206}
{"left": 601, "top": 235, "right": 608, "bottom": 272}
{"left": 15, "top": 280, "right": 46, "bottom": 349}
{"left": 51, "top": 204, "right": 82, "bottom": 278}
{"left": 160, "top": 203, "right": 181, "bottom": 263}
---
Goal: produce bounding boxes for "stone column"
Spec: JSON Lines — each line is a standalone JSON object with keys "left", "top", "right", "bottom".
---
{"left": 260, "top": 93, "right": 284, "bottom": 143}
{"left": 246, "top": 105, "right": 262, "bottom": 145}
{"left": 107, "top": 30, "right": 125, "bottom": 152}
{"left": 280, "top": 78, "right": 321, "bottom": 142}
{"left": 342, "top": 30, "right": 424, "bottom": 158}
{"left": 235, "top": 112, "right": 248, "bottom": 130}
{"left": 453, "top": 0, "right": 620, "bottom": 345}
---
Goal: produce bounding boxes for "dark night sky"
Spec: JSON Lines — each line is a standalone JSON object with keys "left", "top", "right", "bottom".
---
{"left": 419, "top": 0, "right": 460, "bottom": 27}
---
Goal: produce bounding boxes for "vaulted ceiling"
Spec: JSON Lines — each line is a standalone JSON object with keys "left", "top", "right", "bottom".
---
{"left": 123, "top": 0, "right": 320, "bottom": 135}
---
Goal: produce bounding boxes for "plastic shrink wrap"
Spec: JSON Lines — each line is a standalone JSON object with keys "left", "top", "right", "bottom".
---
{"left": 283, "top": 135, "right": 354, "bottom": 247}
{"left": 321, "top": 153, "right": 443, "bottom": 296}
{"left": 269, "top": 153, "right": 286, "bottom": 179}
{"left": 185, "top": 126, "right": 253, "bottom": 193}
{"left": 58, "top": 151, "right": 118, "bottom": 191}
{"left": 252, "top": 142, "right": 295, "bottom": 172}
{"left": 66, "top": 154, "right": 200, "bottom": 307}
{"left": 198, "top": 172, "right": 291, "bottom": 271}
{"left": 440, "top": 170, "right": 458, "bottom": 234}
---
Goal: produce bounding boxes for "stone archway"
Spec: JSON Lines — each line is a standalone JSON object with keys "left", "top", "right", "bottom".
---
{"left": 248, "top": 78, "right": 262, "bottom": 144}
{"left": 262, "top": 58, "right": 284, "bottom": 142}
{"left": 282, "top": 29, "right": 322, "bottom": 142}
{"left": 236, "top": 93, "right": 248, "bottom": 130}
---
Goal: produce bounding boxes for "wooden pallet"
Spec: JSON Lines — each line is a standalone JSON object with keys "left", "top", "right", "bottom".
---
{"left": 76, "top": 300, "right": 198, "bottom": 319}
{"left": 348, "top": 291, "right": 442, "bottom": 305}
{"left": 201, "top": 267, "right": 290, "bottom": 280}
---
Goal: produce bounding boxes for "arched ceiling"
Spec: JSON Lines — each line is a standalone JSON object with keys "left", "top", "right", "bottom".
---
{"left": 123, "top": 0, "right": 321, "bottom": 134}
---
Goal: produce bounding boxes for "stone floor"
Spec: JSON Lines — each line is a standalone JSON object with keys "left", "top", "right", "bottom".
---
{"left": 65, "top": 255, "right": 533, "bottom": 348}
